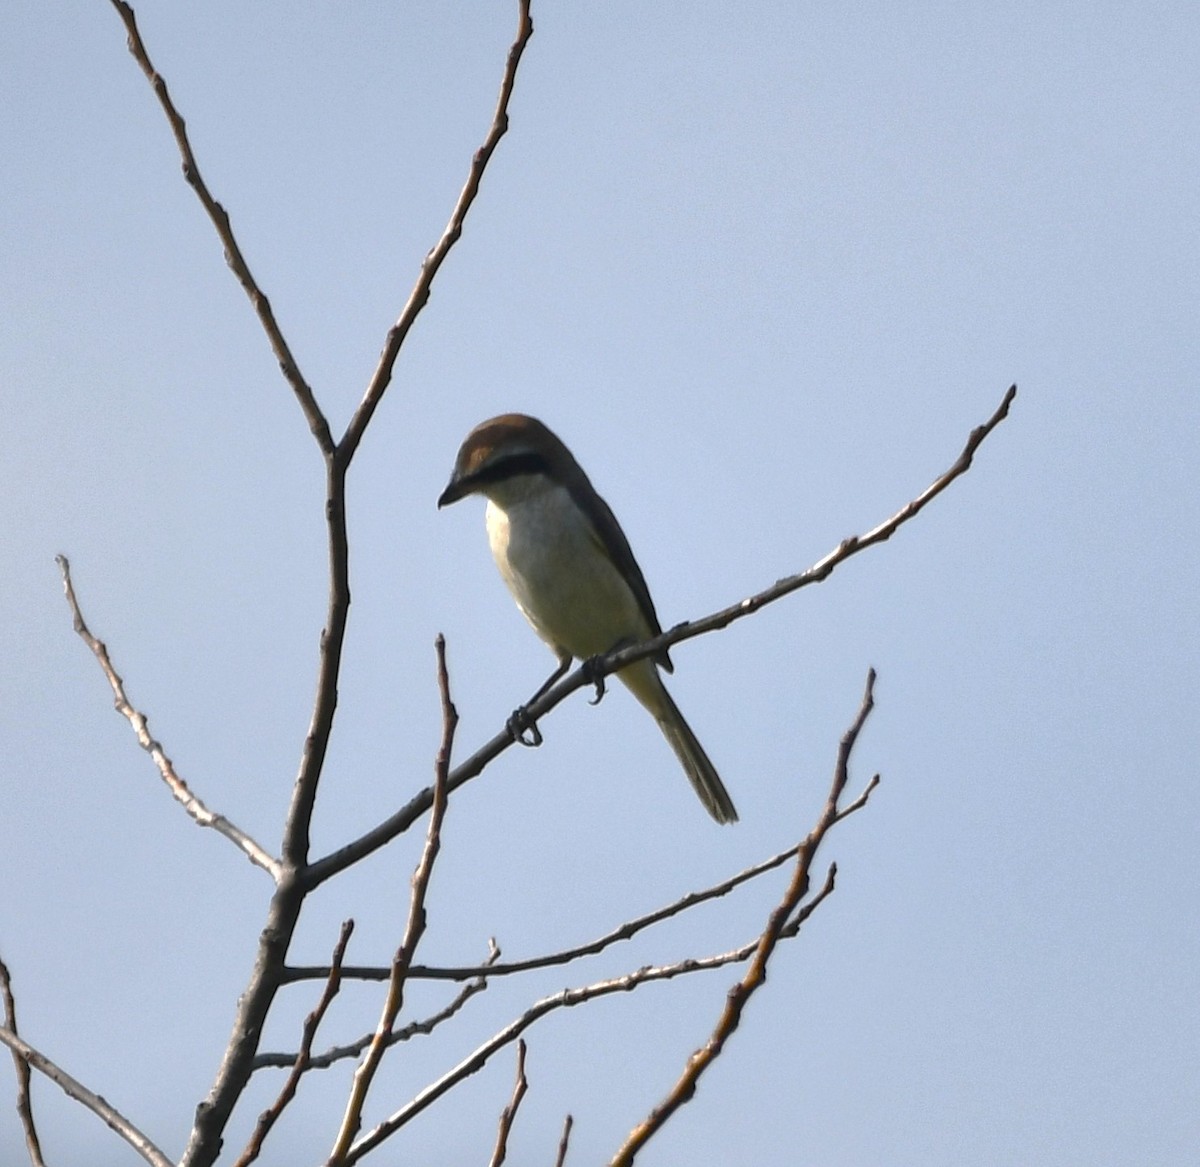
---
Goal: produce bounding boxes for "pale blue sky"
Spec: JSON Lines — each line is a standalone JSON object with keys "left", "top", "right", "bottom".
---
{"left": 2, "top": 3, "right": 1197, "bottom": 1165}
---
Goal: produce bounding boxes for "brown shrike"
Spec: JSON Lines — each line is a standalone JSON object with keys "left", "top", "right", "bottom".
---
{"left": 438, "top": 414, "right": 738, "bottom": 824}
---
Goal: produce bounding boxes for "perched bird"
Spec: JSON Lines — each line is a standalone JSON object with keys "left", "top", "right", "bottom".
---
{"left": 438, "top": 414, "right": 738, "bottom": 824}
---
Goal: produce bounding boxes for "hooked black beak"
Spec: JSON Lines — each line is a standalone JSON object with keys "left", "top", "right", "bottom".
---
{"left": 437, "top": 475, "right": 471, "bottom": 508}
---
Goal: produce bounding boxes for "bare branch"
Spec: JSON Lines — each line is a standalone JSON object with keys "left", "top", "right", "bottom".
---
{"left": 84, "top": 17, "right": 334, "bottom": 1162}
{"left": 302, "top": 757, "right": 492, "bottom": 889}
{"left": 587, "top": 388, "right": 1018, "bottom": 680}
{"left": 283, "top": 747, "right": 875, "bottom": 1165}
{"left": 180, "top": 4, "right": 537, "bottom": 1152}
{"left": 282, "top": 0, "right": 535, "bottom": 868}
{"left": 290, "top": 841, "right": 808, "bottom": 985}
{"left": 608, "top": 671, "right": 877, "bottom": 1165}
{"left": 338, "top": 0, "right": 535, "bottom": 464}
{"left": 416, "top": 838, "right": 805, "bottom": 978}
{"left": 325, "top": 638, "right": 458, "bottom": 1165}
{"left": 1, "top": 958, "right": 45, "bottom": 1167}
{"left": 0, "top": 1022, "right": 172, "bottom": 1167}
{"left": 339, "top": 937, "right": 802, "bottom": 1165}
{"left": 254, "top": 972, "right": 491, "bottom": 1072}
{"left": 55, "top": 556, "right": 281, "bottom": 880}
{"left": 105, "top": 0, "right": 332, "bottom": 450}
{"left": 554, "top": 1115, "right": 574, "bottom": 1167}
{"left": 831, "top": 772, "right": 881, "bottom": 826}
{"left": 307, "top": 387, "right": 1012, "bottom": 884}
{"left": 337, "top": 847, "right": 868, "bottom": 1167}
{"left": 488, "top": 1040, "right": 529, "bottom": 1167}
{"left": 233, "top": 921, "right": 355, "bottom": 1167}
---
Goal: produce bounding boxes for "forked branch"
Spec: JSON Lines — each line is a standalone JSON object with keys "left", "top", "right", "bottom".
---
{"left": 122, "top": 3, "right": 538, "bottom": 1160}
{"left": 253, "top": 966, "right": 493, "bottom": 1073}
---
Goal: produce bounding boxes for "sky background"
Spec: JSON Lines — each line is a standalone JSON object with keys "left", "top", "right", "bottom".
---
{"left": 2, "top": 2, "right": 1197, "bottom": 1165}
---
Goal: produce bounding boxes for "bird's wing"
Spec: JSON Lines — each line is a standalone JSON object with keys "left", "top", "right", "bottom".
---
{"left": 571, "top": 480, "right": 674, "bottom": 673}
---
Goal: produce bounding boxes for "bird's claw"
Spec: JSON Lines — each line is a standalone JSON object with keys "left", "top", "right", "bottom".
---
{"left": 506, "top": 706, "right": 543, "bottom": 748}
{"left": 581, "top": 656, "right": 608, "bottom": 706}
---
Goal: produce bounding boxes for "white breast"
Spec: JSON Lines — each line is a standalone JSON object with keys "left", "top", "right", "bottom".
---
{"left": 485, "top": 481, "right": 650, "bottom": 661}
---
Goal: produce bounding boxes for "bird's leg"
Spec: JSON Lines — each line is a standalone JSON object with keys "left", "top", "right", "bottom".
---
{"left": 580, "top": 655, "right": 608, "bottom": 705}
{"left": 528, "top": 653, "right": 573, "bottom": 705}
{"left": 581, "top": 634, "right": 652, "bottom": 705}
{"left": 507, "top": 654, "right": 572, "bottom": 747}
{"left": 506, "top": 709, "right": 543, "bottom": 747}
{"left": 582, "top": 634, "right": 641, "bottom": 706}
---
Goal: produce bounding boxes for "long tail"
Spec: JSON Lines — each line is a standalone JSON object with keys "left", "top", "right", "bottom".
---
{"left": 619, "top": 660, "right": 739, "bottom": 824}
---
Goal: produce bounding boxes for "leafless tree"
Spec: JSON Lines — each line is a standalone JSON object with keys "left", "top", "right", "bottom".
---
{"left": 0, "top": 3, "right": 1016, "bottom": 1164}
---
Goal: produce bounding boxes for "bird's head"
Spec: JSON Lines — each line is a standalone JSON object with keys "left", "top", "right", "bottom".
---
{"left": 437, "top": 414, "right": 575, "bottom": 508}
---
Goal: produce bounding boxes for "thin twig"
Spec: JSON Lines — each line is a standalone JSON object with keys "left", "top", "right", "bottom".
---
{"left": 325, "top": 638, "right": 457, "bottom": 1166}
{"left": 233, "top": 920, "right": 355, "bottom": 1167}
{"left": 306, "top": 386, "right": 1014, "bottom": 886}
{"left": 338, "top": 922, "right": 840, "bottom": 1166}
{"left": 55, "top": 555, "right": 281, "bottom": 880}
{"left": 339, "top": 0, "right": 535, "bottom": 464}
{"left": 0, "top": 1023, "right": 172, "bottom": 1167}
{"left": 283, "top": 918, "right": 842, "bottom": 1084}
{"left": 0, "top": 958, "right": 46, "bottom": 1167}
{"left": 583, "top": 388, "right": 1017, "bottom": 672}
{"left": 253, "top": 970, "right": 491, "bottom": 1072}
{"left": 337, "top": 849, "right": 868, "bottom": 1167}
{"left": 608, "top": 671, "right": 877, "bottom": 1166}
{"left": 553, "top": 1114, "right": 574, "bottom": 1167}
{"left": 289, "top": 841, "right": 807, "bottom": 985}
{"left": 488, "top": 1040, "right": 529, "bottom": 1167}
{"left": 831, "top": 772, "right": 880, "bottom": 826}
{"left": 105, "top": 0, "right": 331, "bottom": 450}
